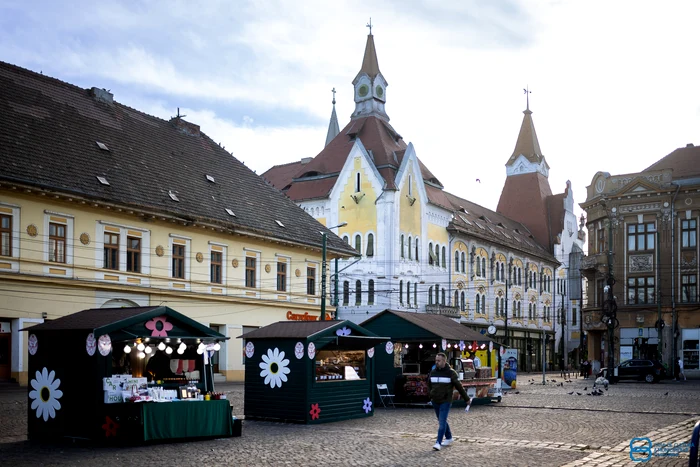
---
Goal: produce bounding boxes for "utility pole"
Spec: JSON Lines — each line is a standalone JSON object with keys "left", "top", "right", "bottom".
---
{"left": 603, "top": 214, "right": 617, "bottom": 383}
{"left": 656, "top": 230, "right": 663, "bottom": 360}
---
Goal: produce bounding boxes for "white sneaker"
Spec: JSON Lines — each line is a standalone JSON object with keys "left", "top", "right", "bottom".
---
{"left": 441, "top": 438, "right": 454, "bottom": 446}
{"left": 432, "top": 442, "right": 441, "bottom": 451}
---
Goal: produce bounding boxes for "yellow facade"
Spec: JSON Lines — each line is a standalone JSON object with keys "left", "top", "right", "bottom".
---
{"left": 0, "top": 191, "right": 334, "bottom": 385}
{"left": 399, "top": 167, "right": 422, "bottom": 236}
{"left": 336, "top": 157, "right": 378, "bottom": 244}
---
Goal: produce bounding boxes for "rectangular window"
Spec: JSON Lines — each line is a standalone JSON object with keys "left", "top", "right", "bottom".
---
{"left": 307, "top": 267, "right": 316, "bottom": 295}
{"left": 210, "top": 251, "right": 222, "bottom": 284}
{"left": 49, "top": 222, "right": 66, "bottom": 263}
{"left": 627, "top": 222, "right": 656, "bottom": 251}
{"left": 245, "top": 257, "right": 256, "bottom": 288}
{"left": 103, "top": 232, "right": 119, "bottom": 270}
{"left": 596, "top": 279, "right": 605, "bottom": 307}
{"left": 277, "top": 262, "right": 287, "bottom": 292}
{"left": 627, "top": 276, "right": 655, "bottom": 304}
{"left": 172, "top": 244, "right": 185, "bottom": 279}
{"left": 0, "top": 214, "right": 12, "bottom": 256}
{"left": 682, "top": 219, "right": 697, "bottom": 248}
{"left": 343, "top": 281, "right": 349, "bottom": 306}
{"left": 681, "top": 275, "right": 697, "bottom": 303}
{"left": 572, "top": 307, "right": 577, "bottom": 326}
{"left": 126, "top": 237, "right": 141, "bottom": 273}
{"left": 597, "top": 228, "right": 606, "bottom": 254}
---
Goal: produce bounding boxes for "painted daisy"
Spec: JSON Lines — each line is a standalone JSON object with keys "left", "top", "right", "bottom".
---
{"left": 362, "top": 397, "right": 373, "bottom": 414}
{"left": 28, "top": 368, "right": 63, "bottom": 422}
{"left": 335, "top": 326, "right": 351, "bottom": 336}
{"left": 259, "top": 348, "right": 291, "bottom": 389}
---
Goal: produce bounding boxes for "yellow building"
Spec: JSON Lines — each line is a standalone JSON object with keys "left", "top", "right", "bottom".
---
{"left": 0, "top": 61, "right": 356, "bottom": 385}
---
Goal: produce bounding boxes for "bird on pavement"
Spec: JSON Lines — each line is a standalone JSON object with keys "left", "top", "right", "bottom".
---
{"left": 568, "top": 391, "right": 574, "bottom": 395}
{"left": 576, "top": 392, "right": 582, "bottom": 395}
{"left": 514, "top": 391, "right": 520, "bottom": 394}
{"left": 583, "top": 387, "right": 587, "bottom": 391}
{"left": 664, "top": 392, "right": 669, "bottom": 396}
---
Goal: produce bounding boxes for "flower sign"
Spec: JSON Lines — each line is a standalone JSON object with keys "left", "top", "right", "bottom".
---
{"left": 245, "top": 342, "right": 255, "bottom": 358}
{"left": 28, "top": 334, "right": 38, "bottom": 356}
{"left": 362, "top": 397, "right": 373, "bottom": 414}
{"left": 335, "top": 326, "right": 351, "bottom": 336}
{"left": 29, "top": 368, "right": 63, "bottom": 422}
{"left": 259, "top": 348, "right": 291, "bottom": 389}
{"left": 294, "top": 342, "right": 304, "bottom": 359}
{"left": 145, "top": 316, "right": 173, "bottom": 337}
{"left": 309, "top": 403, "right": 321, "bottom": 420}
{"left": 86, "top": 333, "right": 97, "bottom": 356}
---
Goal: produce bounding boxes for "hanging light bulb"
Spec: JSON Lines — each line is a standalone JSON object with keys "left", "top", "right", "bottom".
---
{"left": 213, "top": 343, "right": 221, "bottom": 352}
{"left": 419, "top": 344, "right": 423, "bottom": 349}
{"left": 123, "top": 344, "right": 132, "bottom": 353}
{"left": 158, "top": 342, "right": 166, "bottom": 351}
{"left": 177, "top": 346, "right": 185, "bottom": 355}
{"left": 198, "top": 342, "right": 206, "bottom": 351}
{"left": 137, "top": 342, "right": 145, "bottom": 351}
{"left": 137, "top": 351, "right": 146, "bottom": 359}
{"left": 196, "top": 347, "right": 204, "bottom": 355}
{"left": 144, "top": 337, "right": 150, "bottom": 342}
{"left": 145, "top": 346, "right": 153, "bottom": 354}
{"left": 433, "top": 343, "right": 437, "bottom": 348}
{"left": 165, "top": 346, "right": 173, "bottom": 355}
{"left": 404, "top": 343, "right": 409, "bottom": 349}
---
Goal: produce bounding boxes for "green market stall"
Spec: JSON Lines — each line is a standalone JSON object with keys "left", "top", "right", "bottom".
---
{"left": 361, "top": 310, "right": 502, "bottom": 405}
{"left": 241, "top": 320, "right": 388, "bottom": 424}
{"left": 23, "top": 306, "right": 238, "bottom": 443}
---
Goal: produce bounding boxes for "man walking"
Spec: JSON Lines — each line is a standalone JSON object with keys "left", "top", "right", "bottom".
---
{"left": 427, "top": 352, "right": 471, "bottom": 451}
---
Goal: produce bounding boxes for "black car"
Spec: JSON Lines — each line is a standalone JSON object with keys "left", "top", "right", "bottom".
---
{"left": 598, "top": 359, "right": 666, "bottom": 383}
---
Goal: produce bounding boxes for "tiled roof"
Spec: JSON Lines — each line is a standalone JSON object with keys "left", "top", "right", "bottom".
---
{"left": 261, "top": 160, "right": 306, "bottom": 193}
{"left": 643, "top": 143, "right": 700, "bottom": 179}
{"left": 444, "top": 191, "right": 556, "bottom": 262}
{"left": 361, "top": 310, "right": 495, "bottom": 343}
{"left": 237, "top": 320, "right": 340, "bottom": 339}
{"left": 354, "top": 34, "right": 381, "bottom": 82}
{"left": 25, "top": 306, "right": 161, "bottom": 332}
{"left": 0, "top": 61, "right": 356, "bottom": 257}
{"left": 496, "top": 172, "right": 554, "bottom": 251}
{"left": 507, "top": 109, "right": 548, "bottom": 168}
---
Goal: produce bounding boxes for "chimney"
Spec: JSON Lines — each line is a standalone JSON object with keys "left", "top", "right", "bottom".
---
{"left": 300, "top": 157, "right": 313, "bottom": 164}
{"left": 686, "top": 143, "right": 694, "bottom": 148}
{"left": 90, "top": 87, "right": 113, "bottom": 105}
{"left": 170, "top": 117, "right": 200, "bottom": 137}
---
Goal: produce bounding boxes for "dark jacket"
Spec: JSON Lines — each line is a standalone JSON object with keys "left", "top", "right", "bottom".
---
{"left": 427, "top": 363, "right": 470, "bottom": 404}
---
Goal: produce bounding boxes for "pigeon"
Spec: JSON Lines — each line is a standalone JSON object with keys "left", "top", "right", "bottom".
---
{"left": 568, "top": 391, "right": 574, "bottom": 395}
{"left": 664, "top": 392, "right": 669, "bottom": 396}
{"left": 552, "top": 379, "right": 557, "bottom": 383}
{"left": 576, "top": 392, "right": 582, "bottom": 395}
{"left": 583, "top": 387, "right": 587, "bottom": 391}
{"left": 514, "top": 391, "right": 520, "bottom": 394}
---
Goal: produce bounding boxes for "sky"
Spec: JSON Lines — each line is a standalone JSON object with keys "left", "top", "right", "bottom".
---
{"left": 2, "top": 0, "right": 699, "bottom": 224}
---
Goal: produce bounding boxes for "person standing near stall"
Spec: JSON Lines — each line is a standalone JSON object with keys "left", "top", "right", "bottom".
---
{"left": 427, "top": 352, "right": 471, "bottom": 451}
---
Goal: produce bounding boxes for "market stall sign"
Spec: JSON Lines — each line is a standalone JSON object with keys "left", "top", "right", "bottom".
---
{"left": 286, "top": 311, "right": 332, "bottom": 321}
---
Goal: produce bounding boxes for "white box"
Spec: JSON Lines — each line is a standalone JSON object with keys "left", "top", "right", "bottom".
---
{"left": 104, "top": 390, "right": 123, "bottom": 404}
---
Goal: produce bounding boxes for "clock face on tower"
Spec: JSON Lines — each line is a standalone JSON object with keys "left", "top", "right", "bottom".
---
{"left": 358, "top": 84, "right": 369, "bottom": 97}
{"left": 375, "top": 85, "right": 384, "bottom": 98}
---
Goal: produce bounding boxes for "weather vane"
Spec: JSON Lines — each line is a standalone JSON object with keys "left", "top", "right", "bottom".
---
{"left": 366, "top": 17, "right": 372, "bottom": 35}
{"left": 332, "top": 87, "right": 336, "bottom": 105}
{"left": 523, "top": 86, "right": 531, "bottom": 111}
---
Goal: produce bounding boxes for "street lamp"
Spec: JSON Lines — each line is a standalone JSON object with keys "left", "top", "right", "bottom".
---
{"left": 320, "top": 222, "right": 347, "bottom": 321}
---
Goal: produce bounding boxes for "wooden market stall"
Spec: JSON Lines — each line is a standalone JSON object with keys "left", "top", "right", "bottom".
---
{"left": 23, "top": 306, "right": 238, "bottom": 443}
{"left": 361, "top": 310, "right": 502, "bottom": 405}
{"left": 241, "top": 320, "right": 388, "bottom": 424}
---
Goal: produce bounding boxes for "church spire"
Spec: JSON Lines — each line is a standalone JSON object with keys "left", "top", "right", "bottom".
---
{"left": 325, "top": 88, "right": 340, "bottom": 147}
{"left": 351, "top": 20, "right": 389, "bottom": 121}
{"left": 505, "top": 87, "right": 549, "bottom": 177}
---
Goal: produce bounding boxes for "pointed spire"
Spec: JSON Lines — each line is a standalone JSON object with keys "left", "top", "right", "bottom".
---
{"left": 325, "top": 88, "right": 339, "bottom": 147}
{"left": 508, "top": 88, "right": 543, "bottom": 165}
{"left": 359, "top": 29, "right": 381, "bottom": 79}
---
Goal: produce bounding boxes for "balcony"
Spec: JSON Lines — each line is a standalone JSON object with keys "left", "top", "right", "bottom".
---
{"left": 581, "top": 253, "right": 608, "bottom": 272}
{"left": 425, "top": 304, "right": 461, "bottom": 318}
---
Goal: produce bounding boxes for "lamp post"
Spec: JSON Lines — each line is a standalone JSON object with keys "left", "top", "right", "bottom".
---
{"left": 603, "top": 213, "right": 617, "bottom": 383}
{"left": 320, "top": 222, "right": 347, "bottom": 321}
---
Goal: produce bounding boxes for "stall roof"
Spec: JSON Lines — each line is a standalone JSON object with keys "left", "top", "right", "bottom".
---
{"left": 23, "top": 306, "right": 226, "bottom": 340}
{"left": 239, "top": 320, "right": 341, "bottom": 339}
{"left": 361, "top": 310, "right": 495, "bottom": 343}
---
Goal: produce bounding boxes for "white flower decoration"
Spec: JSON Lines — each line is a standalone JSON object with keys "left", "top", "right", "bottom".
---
{"left": 28, "top": 368, "right": 63, "bottom": 421}
{"left": 335, "top": 326, "right": 351, "bottom": 336}
{"left": 362, "top": 397, "right": 373, "bottom": 414}
{"left": 259, "top": 348, "right": 291, "bottom": 389}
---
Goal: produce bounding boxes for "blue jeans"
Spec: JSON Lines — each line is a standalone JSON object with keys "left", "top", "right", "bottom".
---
{"left": 433, "top": 402, "right": 452, "bottom": 444}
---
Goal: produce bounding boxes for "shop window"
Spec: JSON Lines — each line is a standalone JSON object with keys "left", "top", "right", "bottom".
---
{"left": 627, "top": 222, "right": 656, "bottom": 252}
{"left": 307, "top": 266, "right": 316, "bottom": 295}
{"left": 210, "top": 251, "right": 222, "bottom": 284}
{"left": 368, "top": 280, "right": 375, "bottom": 305}
{"left": 127, "top": 237, "right": 141, "bottom": 273}
{"left": 355, "top": 280, "right": 362, "bottom": 306}
{"left": 172, "top": 244, "right": 185, "bottom": 279}
{"left": 683, "top": 338, "right": 699, "bottom": 370}
{"left": 682, "top": 219, "right": 697, "bottom": 248}
{"left": 245, "top": 257, "right": 256, "bottom": 287}
{"left": 366, "top": 233, "right": 374, "bottom": 257}
{"left": 49, "top": 222, "right": 66, "bottom": 263}
{"left": 343, "top": 281, "right": 349, "bottom": 306}
{"left": 315, "top": 349, "right": 366, "bottom": 381}
{"left": 103, "top": 232, "right": 119, "bottom": 270}
{"left": 627, "top": 276, "right": 655, "bottom": 304}
{"left": 276, "top": 261, "right": 287, "bottom": 292}
{"left": 0, "top": 213, "right": 11, "bottom": 257}
{"left": 681, "top": 275, "right": 697, "bottom": 303}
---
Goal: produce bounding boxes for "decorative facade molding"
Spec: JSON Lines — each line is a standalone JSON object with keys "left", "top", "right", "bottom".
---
{"left": 629, "top": 254, "right": 653, "bottom": 273}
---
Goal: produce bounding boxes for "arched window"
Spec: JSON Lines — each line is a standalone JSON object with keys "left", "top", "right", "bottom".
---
{"left": 343, "top": 235, "right": 349, "bottom": 244}
{"left": 343, "top": 281, "right": 349, "bottom": 306}
{"left": 441, "top": 289, "right": 446, "bottom": 305}
{"left": 461, "top": 292, "right": 465, "bottom": 311}
{"left": 428, "top": 287, "right": 433, "bottom": 304}
{"left": 461, "top": 252, "right": 466, "bottom": 273}
{"left": 435, "top": 284, "right": 439, "bottom": 304}
{"left": 476, "top": 258, "right": 481, "bottom": 276}
{"left": 513, "top": 301, "right": 517, "bottom": 317}
{"left": 455, "top": 251, "right": 460, "bottom": 272}
{"left": 500, "top": 263, "right": 505, "bottom": 281}
{"left": 368, "top": 280, "right": 375, "bottom": 305}
{"left": 533, "top": 304, "right": 537, "bottom": 320}
{"left": 517, "top": 301, "right": 522, "bottom": 318}
{"left": 400, "top": 235, "right": 405, "bottom": 258}
{"left": 441, "top": 246, "right": 446, "bottom": 268}
{"left": 435, "top": 244, "right": 440, "bottom": 267}
{"left": 355, "top": 280, "right": 362, "bottom": 306}
{"left": 501, "top": 297, "right": 506, "bottom": 316}
{"left": 481, "top": 295, "right": 486, "bottom": 314}
{"left": 407, "top": 282, "right": 411, "bottom": 306}
{"left": 415, "top": 238, "right": 419, "bottom": 262}
{"left": 496, "top": 263, "right": 500, "bottom": 281}
{"left": 528, "top": 303, "right": 532, "bottom": 319}
{"left": 408, "top": 237, "right": 412, "bottom": 260}
{"left": 399, "top": 280, "right": 404, "bottom": 304}
{"left": 428, "top": 242, "right": 434, "bottom": 265}
{"left": 518, "top": 268, "right": 522, "bottom": 285}
{"left": 355, "top": 172, "right": 361, "bottom": 193}
{"left": 482, "top": 258, "right": 486, "bottom": 278}
{"left": 366, "top": 233, "right": 374, "bottom": 257}
{"left": 355, "top": 234, "right": 362, "bottom": 253}
{"left": 476, "top": 294, "right": 481, "bottom": 313}
{"left": 454, "top": 291, "right": 459, "bottom": 306}
{"left": 414, "top": 283, "right": 418, "bottom": 305}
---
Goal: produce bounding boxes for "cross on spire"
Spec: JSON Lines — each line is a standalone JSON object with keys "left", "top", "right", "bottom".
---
{"left": 523, "top": 86, "right": 531, "bottom": 111}
{"left": 331, "top": 87, "right": 336, "bottom": 105}
{"left": 366, "top": 17, "right": 372, "bottom": 35}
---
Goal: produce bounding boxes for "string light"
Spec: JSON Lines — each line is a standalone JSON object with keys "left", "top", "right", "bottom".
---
{"left": 419, "top": 344, "right": 423, "bottom": 349}
{"left": 137, "top": 352, "right": 146, "bottom": 359}
{"left": 158, "top": 342, "right": 166, "bottom": 351}
{"left": 137, "top": 343, "right": 145, "bottom": 351}
{"left": 213, "top": 343, "right": 221, "bottom": 351}
{"left": 144, "top": 346, "right": 153, "bottom": 354}
{"left": 432, "top": 343, "right": 437, "bottom": 348}
{"left": 123, "top": 344, "right": 132, "bottom": 353}
{"left": 165, "top": 346, "right": 173, "bottom": 355}
{"left": 404, "top": 343, "right": 409, "bottom": 349}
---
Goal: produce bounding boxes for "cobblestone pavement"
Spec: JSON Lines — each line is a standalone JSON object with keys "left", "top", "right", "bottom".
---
{"left": 1, "top": 374, "right": 698, "bottom": 466}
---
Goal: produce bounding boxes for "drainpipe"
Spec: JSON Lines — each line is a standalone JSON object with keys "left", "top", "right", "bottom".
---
{"left": 670, "top": 183, "right": 680, "bottom": 376}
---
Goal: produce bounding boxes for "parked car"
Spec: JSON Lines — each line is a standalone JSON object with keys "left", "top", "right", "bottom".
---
{"left": 598, "top": 359, "right": 666, "bottom": 383}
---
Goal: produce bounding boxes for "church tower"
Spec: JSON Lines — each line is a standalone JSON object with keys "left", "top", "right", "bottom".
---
{"left": 325, "top": 88, "right": 340, "bottom": 147}
{"left": 351, "top": 26, "right": 389, "bottom": 121}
